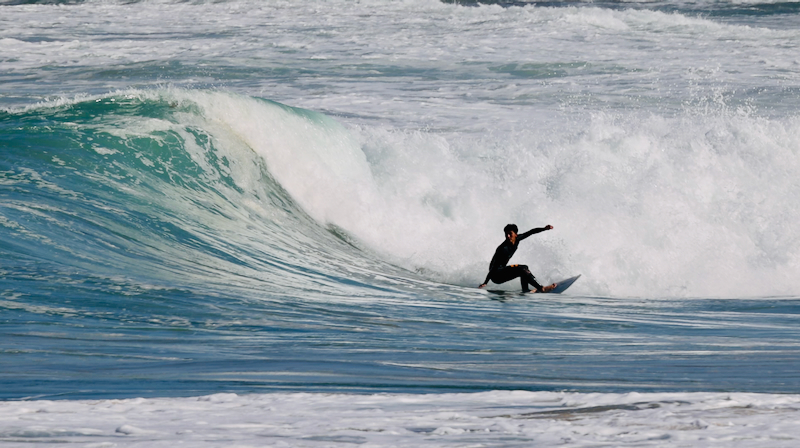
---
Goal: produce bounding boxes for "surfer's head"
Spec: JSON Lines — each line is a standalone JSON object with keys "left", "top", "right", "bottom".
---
{"left": 503, "top": 224, "right": 518, "bottom": 242}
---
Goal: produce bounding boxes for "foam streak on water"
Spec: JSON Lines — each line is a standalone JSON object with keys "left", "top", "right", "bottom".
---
{"left": 1, "top": 391, "right": 799, "bottom": 447}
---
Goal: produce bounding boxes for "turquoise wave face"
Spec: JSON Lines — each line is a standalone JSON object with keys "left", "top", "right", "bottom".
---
{"left": 0, "top": 92, "right": 393, "bottom": 301}
{"left": 3, "top": 95, "right": 253, "bottom": 283}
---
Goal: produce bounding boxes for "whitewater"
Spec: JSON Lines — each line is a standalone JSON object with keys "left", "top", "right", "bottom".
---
{"left": 2, "top": 0, "right": 800, "bottom": 446}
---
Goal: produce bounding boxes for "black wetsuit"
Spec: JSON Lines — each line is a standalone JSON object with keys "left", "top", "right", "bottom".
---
{"left": 482, "top": 227, "right": 548, "bottom": 292}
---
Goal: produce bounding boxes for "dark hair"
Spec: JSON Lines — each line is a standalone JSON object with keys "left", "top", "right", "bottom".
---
{"left": 503, "top": 224, "right": 518, "bottom": 234}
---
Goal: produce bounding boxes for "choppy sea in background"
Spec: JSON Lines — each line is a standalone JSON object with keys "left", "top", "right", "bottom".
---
{"left": 2, "top": 0, "right": 800, "bottom": 446}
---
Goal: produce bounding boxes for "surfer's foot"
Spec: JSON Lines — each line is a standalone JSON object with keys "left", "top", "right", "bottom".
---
{"left": 541, "top": 283, "right": 557, "bottom": 293}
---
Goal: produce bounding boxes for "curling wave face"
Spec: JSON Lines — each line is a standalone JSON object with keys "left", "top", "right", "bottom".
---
{"left": 1, "top": 91, "right": 394, "bottom": 299}
{"left": 3, "top": 88, "right": 800, "bottom": 301}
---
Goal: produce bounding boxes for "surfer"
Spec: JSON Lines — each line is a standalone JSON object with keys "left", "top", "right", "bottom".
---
{"left": 478, "top": 224, "right": 557, "bottom": 293}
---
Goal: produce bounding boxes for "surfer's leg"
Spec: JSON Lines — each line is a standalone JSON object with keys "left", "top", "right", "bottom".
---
{"left": 491, "top": 265, "right": 552, "bottom": 293}
{"left": 518, "top": 265, "right": 543, "bottom": 293}
{"left": 490, "top": 265, "right": 523, "bottom": 285}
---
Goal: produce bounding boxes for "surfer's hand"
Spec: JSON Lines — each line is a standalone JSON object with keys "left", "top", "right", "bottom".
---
{"left": 478, "top": 283, "right": 487, "bottom": 289}
{"left": 545, "top": 225, "right": 553, "bottom": 230}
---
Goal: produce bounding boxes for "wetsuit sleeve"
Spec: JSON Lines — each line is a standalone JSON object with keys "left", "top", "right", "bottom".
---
{"left": 517, "top": 226, "right": 549, "bottom": 241}
{"left": 483, "top": 272, "right": 492, "bottom": 285}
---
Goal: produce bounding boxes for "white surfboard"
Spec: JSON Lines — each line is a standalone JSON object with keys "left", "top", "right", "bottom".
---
{"left": 548, "top": 274, "right": 581, "bottom": 294}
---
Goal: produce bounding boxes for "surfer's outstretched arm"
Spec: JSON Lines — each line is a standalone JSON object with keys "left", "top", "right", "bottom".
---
{"left": 517, "top": 224, "right": 553, "bottom": 241}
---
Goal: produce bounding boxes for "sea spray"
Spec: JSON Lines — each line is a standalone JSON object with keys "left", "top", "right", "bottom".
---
{"left": 162, "top": 90, "right": 800, "bottom": 297}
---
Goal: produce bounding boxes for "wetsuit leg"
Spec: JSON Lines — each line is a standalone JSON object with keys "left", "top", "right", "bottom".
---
{"left": 518, "top": 265, "right": 543, "bottom": 293}
{"left": 490, "top": 265, "right": 543, "bottom": 293}
{"left": 489, "top": 265, "right": 523, "bottom": 285}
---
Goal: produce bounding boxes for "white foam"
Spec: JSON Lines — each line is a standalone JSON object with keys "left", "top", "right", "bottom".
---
{"left": 179, "top": 89, "right": 800, "bottom": 297}
{"left": 0, "top": 391, "right": 798, "bottom": 447}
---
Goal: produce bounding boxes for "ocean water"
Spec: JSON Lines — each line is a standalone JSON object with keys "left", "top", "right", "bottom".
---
{"left": 2, "top": 0, "right": 800, "bottom": 446}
